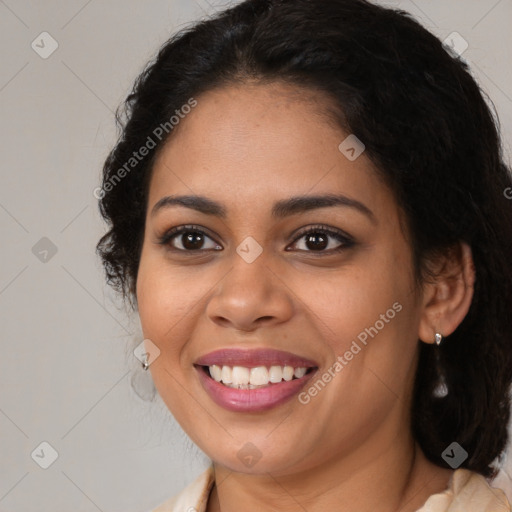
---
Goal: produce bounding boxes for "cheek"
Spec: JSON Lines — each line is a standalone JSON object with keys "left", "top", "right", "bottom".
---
{"left": 295, "top": 266, "right": 403, "bottom": 344}
{"left": 136, "top": 252, "right": 190, "bottom": 359}
{"left": 297, "top": 254, "right": 418, "bottom": 383}
{"left": 136, "top": 257, "right": 199, "bottom": 414}
{"left": 137, "top": 247, "right": 198, "bottom": 328}
{"left": 136, "top": 250, "right": 223, "bottom": 377}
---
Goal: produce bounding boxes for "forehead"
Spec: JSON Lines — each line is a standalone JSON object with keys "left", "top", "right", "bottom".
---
{"left": 148, "top": 82, "right": 392, "bottom": 220}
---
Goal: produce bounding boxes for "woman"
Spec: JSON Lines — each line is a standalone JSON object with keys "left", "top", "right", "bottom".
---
{"left": 96, "top": 0, "right": 512, "bottom": 510}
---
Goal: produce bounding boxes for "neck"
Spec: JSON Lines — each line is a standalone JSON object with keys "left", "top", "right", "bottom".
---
{"left": 206, "top": 429, "right": 453, "bottom": 512}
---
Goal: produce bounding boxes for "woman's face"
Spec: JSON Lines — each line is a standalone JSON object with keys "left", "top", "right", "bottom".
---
{"left": 136, "top": 82, "right": 425, "bottom": 476}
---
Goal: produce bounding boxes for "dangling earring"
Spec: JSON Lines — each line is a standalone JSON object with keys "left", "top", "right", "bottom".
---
{"left": 433, "top": 371, "right": 448, "bottom": 398}
{"left": 433, "top": 333, "right": 448, "bottom": 397}
{"left": 142, "top": 353, "right": 150, "bottom": 370}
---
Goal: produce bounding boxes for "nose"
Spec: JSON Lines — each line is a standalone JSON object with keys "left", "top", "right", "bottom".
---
{"left": 206, "top": 254, "right": 294, "bottom": 333}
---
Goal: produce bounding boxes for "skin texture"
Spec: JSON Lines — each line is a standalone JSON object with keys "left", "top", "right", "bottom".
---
{"left": 136, "top": 82, "right": 475, "bottom": 512}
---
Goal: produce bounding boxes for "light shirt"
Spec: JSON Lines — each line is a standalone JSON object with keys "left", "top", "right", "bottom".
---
{"left": 152, "top": 465, "right": 511, "bottom": 512}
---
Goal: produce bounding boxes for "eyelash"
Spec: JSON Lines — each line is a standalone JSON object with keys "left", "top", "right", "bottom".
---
{"left": 157, "top": 224, "right": 354, "bottom": 255}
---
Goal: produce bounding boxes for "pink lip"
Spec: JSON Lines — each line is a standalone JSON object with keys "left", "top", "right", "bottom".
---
{"left": 194, "top": 348, "right": 319, "bottom": 412}
{"left": 194, "top": 348, "right": 318, "bottom": 368}
{"left": 195, "top": 365, "right": 317, "bottom": 412}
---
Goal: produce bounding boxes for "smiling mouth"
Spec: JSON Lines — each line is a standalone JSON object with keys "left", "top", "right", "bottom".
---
{"left": 198, "top": 364, "right": 317, "bottom": 389}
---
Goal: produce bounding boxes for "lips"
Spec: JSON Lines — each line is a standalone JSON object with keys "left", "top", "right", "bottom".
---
{"left": 194, "top": 348, "right": 318, "bottom": 368}
{"left": 194, "top": 348, "right": 319, "bottom": 412}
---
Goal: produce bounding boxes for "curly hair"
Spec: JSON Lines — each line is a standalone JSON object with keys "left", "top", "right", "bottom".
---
{"left": 96, "top": 0, "right": 512, "bottom": 478}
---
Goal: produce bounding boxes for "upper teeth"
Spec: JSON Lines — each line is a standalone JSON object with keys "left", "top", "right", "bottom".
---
{"left": 209, "top": 365, "right": 308, "bottom": 388}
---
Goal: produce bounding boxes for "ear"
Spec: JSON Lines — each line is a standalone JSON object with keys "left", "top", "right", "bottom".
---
{"left": 418, "top": 242, "right": 475, "bottom": 344}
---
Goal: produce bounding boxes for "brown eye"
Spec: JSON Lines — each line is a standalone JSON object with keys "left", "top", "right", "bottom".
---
{"left": 289, "top": 225, "right": 354, "bottom": 253}
{"left": 158, "top": 226, "right": 222, "bottom": 252}
{"left": 178, "top": 231, "right": 207, "bottom": 250}
{"left": 303, "top": 232, "right": 329, "bottom": 251}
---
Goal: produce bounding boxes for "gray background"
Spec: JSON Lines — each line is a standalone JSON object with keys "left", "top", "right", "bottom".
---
{"left": 0, "top": 1, "right": 511, "bottom": 511}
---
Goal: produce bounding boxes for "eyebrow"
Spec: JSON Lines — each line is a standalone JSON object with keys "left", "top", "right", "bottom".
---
{"left": 151, "top": 193, "right": 376, "bottom": 223}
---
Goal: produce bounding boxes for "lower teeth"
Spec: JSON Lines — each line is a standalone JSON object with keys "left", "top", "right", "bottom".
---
{"left": 224, "top": 383, "right": 268, "bottom": 389}
{"left": 220, "top": 379, "right": 296, "bottom": 389}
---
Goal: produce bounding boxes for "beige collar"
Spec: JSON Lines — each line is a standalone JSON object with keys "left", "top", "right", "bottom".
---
{"left": 153, "top": 465, "right": 511, "bottom": 512}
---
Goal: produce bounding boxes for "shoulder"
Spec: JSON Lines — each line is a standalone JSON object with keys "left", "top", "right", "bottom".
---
{"left": 416, "top": 468, "right": 511, "bottom": 512}
{"left": 151, "top": 465, "right": 215, "bottom": 512}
